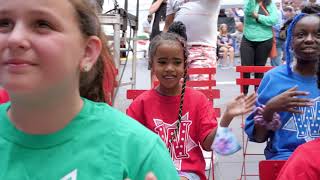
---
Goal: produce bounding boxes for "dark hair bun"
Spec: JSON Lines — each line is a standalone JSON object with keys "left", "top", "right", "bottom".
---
{"left": 168, "top": 21, "right": 188, "bottom": 40}
{"left": 301, "top": 4, "right": 320, "bottom": 14}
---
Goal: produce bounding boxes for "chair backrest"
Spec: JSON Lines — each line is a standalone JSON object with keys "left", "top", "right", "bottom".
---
{"left": 235, "top": 66, "right": 273, "bottom": 93}
{"left": 259, "top": 160, "right": 286, "bottom": 180}
{"left": 153, "top": 67, "right": 216, "bottom": 88}
{"left": 187, "top": 68, "right": 216, "bottom": 89}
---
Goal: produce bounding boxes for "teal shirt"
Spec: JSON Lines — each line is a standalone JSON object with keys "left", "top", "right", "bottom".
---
{"left": 243, "top": 0, "right": 279, "bottom": 41}
{"left": 0, "top": 99, "right": 179, "bottom": 180}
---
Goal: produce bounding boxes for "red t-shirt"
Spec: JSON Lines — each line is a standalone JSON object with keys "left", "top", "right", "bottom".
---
{"left": 0, "top": 89, "right": 9, "bottom": 104}
{"left": 127, "top": 88, "right": 217, "bottom": 180}
{"left": 277, "top": 138, "right": 320, "bottom": 180}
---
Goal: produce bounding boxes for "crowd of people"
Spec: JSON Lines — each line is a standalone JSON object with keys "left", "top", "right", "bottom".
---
{"left": 0, "top": 0, "right": 320, "bottom": 180}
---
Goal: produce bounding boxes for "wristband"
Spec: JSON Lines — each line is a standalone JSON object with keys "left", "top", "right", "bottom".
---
{"left": 254, "top": 105, "right": 281, "bottom": 131}
{"left": 211, "top": 126, "right": 241, "bottom": 156}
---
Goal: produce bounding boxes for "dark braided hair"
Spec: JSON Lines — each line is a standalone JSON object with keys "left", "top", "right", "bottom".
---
{"left": 148, "top": 21, "right": 189, "bottom": 147}
{"left": 168, "top": 22, "right": 189, "bottom": 141}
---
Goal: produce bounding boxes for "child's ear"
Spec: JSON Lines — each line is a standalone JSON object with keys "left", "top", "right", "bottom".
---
{"left": 79, "top": 36, "right": 102, "bottom": 72}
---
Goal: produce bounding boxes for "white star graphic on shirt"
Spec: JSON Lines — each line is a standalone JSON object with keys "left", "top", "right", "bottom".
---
{"left": 154, "top": 113, "right": 197, "bottom": 170}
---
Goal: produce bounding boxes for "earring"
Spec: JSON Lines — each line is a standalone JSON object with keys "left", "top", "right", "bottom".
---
{"left": 82, "top": 65, "right": 90, "bottom": 72}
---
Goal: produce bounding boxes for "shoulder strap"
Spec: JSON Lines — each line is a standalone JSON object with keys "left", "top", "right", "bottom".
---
{"left": 259, "top": 2, "right": 270, "bottom": 16}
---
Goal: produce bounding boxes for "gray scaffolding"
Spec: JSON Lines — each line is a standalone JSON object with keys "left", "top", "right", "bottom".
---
{"left": 98, "top": 0, "right": 139, "bottom": 90}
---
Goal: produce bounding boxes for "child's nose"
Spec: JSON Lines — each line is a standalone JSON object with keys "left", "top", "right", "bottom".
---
{"left": 165, "top": 63, "right": 175, "bottom": 72}
{"left": 305, "top": 33, "right": 316, "bottom": 42}
{"left": 7, "top": 23, "right": 31, "bottom": 51}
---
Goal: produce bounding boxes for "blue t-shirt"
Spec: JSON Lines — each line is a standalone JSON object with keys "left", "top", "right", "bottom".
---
{"left": 245, "top": 65, "right": 320, "bottom": 160}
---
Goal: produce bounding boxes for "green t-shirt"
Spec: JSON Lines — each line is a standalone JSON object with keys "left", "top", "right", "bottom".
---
{"left": 243, "top": 0, "right": 278, "bottom": 42}
{"left": 0, "top": 99, "right": 178, "bottom": 180}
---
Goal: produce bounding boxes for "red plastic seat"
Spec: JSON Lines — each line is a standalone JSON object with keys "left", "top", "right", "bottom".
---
{"left": 259, "top": 160, "right": 286, "bottom": 180}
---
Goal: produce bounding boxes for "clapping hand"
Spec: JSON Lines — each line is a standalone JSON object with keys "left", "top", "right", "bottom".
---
{"left": 226, "top": 93, "right": 257, "bottom": 117}
{"left": 265, "top": 86, "right": 313, "bottom": 114}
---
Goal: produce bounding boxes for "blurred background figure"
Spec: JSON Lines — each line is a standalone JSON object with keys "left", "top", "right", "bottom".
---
{"left": 271, "top": 0, "right": 285, "bottom": 66}
{"left": 149, "top": 0, "right": 167, "bottom": 40}
{"left": 231, "top": 21, "right": 243, "bottom": 57}
{"left": 142, "top": 14, "right": 153, "bottom": 37}
{"left": 218, "top": 24, "right": 235, "bottom": 69}
{"left": 282, "top": 5, "right": 296, "bottom": 21}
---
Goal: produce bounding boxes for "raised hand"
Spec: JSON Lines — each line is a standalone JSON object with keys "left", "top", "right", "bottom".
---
{"left": 265, "top": 86, "right": 313, "bottom": 114}
{"left": 226, "top": 93, "right": 257, "bottom": 117}
{"left": 219, "top": 93, "right": 257, "bottom": 127}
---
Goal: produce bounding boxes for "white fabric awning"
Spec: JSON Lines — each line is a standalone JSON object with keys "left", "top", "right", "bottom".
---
{"left": 221, "top": 0, "right": 244, "bottom": 8}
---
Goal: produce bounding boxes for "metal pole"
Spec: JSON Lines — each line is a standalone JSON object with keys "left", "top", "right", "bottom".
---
{"left": 132, "top": 30, "right": 137, "bottom": 89}
{"left": 113, "top": 21, "right": 121, "bottom": 82}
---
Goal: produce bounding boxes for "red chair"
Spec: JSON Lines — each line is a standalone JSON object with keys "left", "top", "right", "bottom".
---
{"left": 259, "top": 160, "right": 286, "bottom": 180}
{"left": 0, "top": 89, "right": 9, "bottom": 104}
{"left": 235, "top": 66, "right": 273, "bottom": 180}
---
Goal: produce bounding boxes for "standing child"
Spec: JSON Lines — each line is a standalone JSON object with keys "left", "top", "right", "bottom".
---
{"left": 245, "top": 12, "right": 320, "bottom": 160}
{"left": 0, "top": 0, "right": 179, "bottom": 179}
{"left": 127, "top": 22, "right": 257, "bottom": 180}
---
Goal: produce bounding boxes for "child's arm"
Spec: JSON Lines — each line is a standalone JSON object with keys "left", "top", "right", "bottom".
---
{"left": 202, "top": 93, "right": 257, "bottom": 151}
{"left": 253, "top": 86, "right": 313, "bottom": 142}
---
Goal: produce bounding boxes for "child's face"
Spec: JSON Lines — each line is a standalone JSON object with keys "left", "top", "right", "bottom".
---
{"left": 0, "top": 0, "right": 87, "bottom": 95}
{"left": 152, "top": 41, "right": 185, "bottom": 96}
{"left": 221, "top": 25, "right": 228, "bottom": 33}
{"left": 292, "top": 15, "right": 320, "bottom": 62}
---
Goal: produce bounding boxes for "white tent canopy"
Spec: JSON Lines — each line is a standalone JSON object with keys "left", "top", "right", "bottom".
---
{"left": 221, "top": 0, "right": 244, "bottom": 8}
{"left": 104, "top": 0, "right": 246, "bottom": 12}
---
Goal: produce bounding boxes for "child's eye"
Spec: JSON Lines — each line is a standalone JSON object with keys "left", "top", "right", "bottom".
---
{"left": 296, "top": 32, "right": 305, "bottom": 38}
{"left": 174, "top": 60, "right": 183, "bottom": 65}
{"left": 157, "top": 60, "right": 166, "bottom": 65}
{"left": 0, "top": 19, "right": 13, "bottom": 32}
{"left": 35, "top": 20, "right": 53, "bottom": 30}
